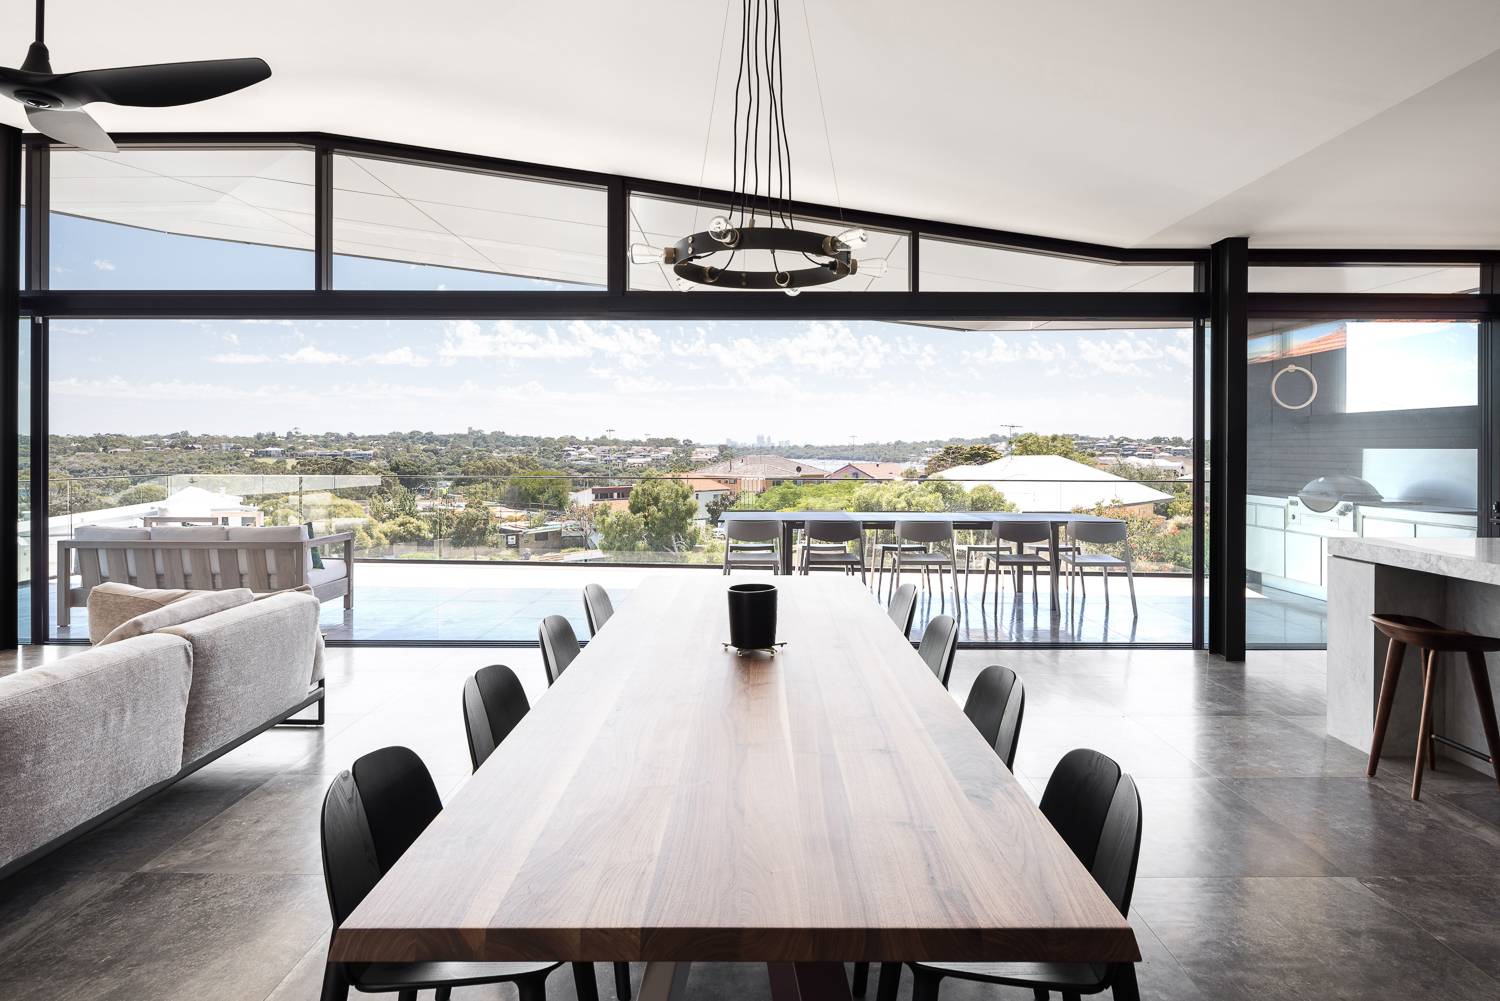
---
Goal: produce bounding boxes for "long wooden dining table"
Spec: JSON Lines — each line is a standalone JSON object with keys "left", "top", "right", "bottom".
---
{"left": 329, "top": 576, "right": 1138, "bottom": 1000}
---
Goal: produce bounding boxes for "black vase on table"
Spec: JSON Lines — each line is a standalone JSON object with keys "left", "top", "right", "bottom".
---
{"left": 727, "top": 582, "right": 778, "bottom": 653}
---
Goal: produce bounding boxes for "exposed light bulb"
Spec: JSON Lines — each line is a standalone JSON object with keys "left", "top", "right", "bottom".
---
{"left": 708, "top": 216, "right": 736, "bottom": 244}
{"left": 784, "top": 287, "right": 802, "bottom": 297}
{"left": 629, "top": 243, "right": 663, "bottom": 265}
{"left": 834, "top": 227, "right": 869, "bottom": 250}
{"left": 854, "top": 257, "right": 889, "bottom": 278}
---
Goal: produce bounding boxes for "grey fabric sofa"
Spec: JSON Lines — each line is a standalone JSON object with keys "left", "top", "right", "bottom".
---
{"left": 0, "top": 591, "right": 325, "bottom": 877}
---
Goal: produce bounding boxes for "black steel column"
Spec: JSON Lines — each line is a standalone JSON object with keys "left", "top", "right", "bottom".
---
{"left": 314, "top": 144, "right": 333, "bottom": 290}
{"left": 1190, "top": 263, "right": 1206, "bottom": 649}
{"left": 1480, "top": 263, "right": 1498, "bottom": 536}
{"left": 1208, "top": 237, "right": 1247, "bottom": 660}
{"left": 606, "top": 177, "right": 626, "bottom": 296}
{"left": 25, "top": 144, "right": 47, "bottom": 644}
{"left": 0, "top": 127, "right": 19, "bottom": 650}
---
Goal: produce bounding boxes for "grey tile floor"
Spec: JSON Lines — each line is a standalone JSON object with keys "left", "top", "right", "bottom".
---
{"left": 3, "top": 644, "right": 1498, "bottom": 1001}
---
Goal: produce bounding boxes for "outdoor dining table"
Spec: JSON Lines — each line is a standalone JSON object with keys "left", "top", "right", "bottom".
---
{"left": 719, "top": 510, "right": 1126, "bottom": 609}
{"left": 328, "top": 576, "right": 1138, "bottom": 1001}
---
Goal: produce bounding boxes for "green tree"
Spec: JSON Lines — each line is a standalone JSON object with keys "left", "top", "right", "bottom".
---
{"left": 965, "top": 483, "right": 1017, "bottom": 512}
{"left": 370, "top": 482, "right": 418, "bottom": 521}
{"left": 628, "top": 476, "right": 698, "bottom": 552}
{"left": 704, "top": 490, "right": 741, "bottom": 524}
{"left": 449, "top": 503, "right": 494, "bottom": 548}
{"left": 597, "top": 508, "right": 646, "bottom": 551}
{"left": 1008, "top": 432, "right": 1094, "bottom": 463}
{"left": 115, "top": 483, "right": 169, "bottom": 506}
{"left": 506, "top": 470, "right": 572, "bottom": 511}
{"left": 924, "top": 443, "right": 1002, "bottom": 475}
{"left": 379, "top": 514, "right": 434, "bottom": 544}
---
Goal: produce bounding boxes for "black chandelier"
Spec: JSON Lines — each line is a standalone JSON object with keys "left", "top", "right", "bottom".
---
{"left": 630, "top": 0, "right": 881, "bottom": 293}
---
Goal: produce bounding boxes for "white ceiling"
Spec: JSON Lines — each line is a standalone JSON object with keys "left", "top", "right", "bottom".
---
{"left": 5, "top": 1, "right": 1500, "bottom": 250}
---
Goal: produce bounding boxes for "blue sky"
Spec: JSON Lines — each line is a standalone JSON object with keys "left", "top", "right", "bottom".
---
{"left": 44, "top": 218, "right": 1195, "bottom": 441}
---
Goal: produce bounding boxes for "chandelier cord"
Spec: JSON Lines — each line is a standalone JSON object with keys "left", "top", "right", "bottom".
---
{"left": 799, "top": 0, "right": 845, "bottom": 224}
{"left": 692, "top": 0, "right": 737, "bottom": 236}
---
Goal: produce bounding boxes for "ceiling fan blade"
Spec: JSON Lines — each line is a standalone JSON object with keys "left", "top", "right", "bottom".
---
{"left": 57, "top": 57, "right": 271, "bottom": 108}
{"left": 26, "top": 106, "right": 117, "bottom": 152}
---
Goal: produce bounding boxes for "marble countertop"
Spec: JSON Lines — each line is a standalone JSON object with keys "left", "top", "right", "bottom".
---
{"left": 1327, "top": 536, "right": 1500, "bottom": 587}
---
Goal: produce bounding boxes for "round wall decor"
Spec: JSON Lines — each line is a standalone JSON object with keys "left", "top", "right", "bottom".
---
{"left": 1271, "top": 363, "right": 1318, "bottom": 410}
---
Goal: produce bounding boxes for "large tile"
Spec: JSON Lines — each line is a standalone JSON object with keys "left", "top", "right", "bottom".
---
{"left": 1136, "top": 714, "right": 1369, "bottom": 778}
{"left": 39, "top": 769, "right": 272, "bottom": 873}
{"left": 0, "top": 865, "right": 129, "bottom": 954}
{"left": 1362, "top": 874, "right": 1500, "bottom": 980}
{"left": 1229, "top": 776, "right": 1500, "bottom": 876}
{"left": 1011, "top": 714, "right": 1206, "bottom": 780}
{"left": 143, "top": 774, "right": 332, "bottom": 876}
{"left": 1133, "top": 876, "right": 1500, "bottom": 1001}
{"left": 1133, "top": 776, "right": 1341, "bottom": 877}
{"left": 0, "top": 871, "right": 328, "bottom": 1001}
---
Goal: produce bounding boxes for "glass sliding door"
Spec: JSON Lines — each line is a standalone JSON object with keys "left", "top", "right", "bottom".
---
{"left": 46, "top": 317, "right": 1196, "bottom": 646}
{"left": 1244, "top": 318, "right": 1480, "bottom": 647}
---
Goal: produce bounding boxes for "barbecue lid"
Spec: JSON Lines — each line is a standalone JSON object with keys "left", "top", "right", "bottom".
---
{"left": 1297, "top": 475, "right": 1383, "bottom": 513}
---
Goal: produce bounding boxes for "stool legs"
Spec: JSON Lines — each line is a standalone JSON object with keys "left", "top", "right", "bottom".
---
{"left": 1413, "top": 649, "right": 1439, "bottom": 801}
{"left": 1464, "top": 651, "right": 1500, "bottom": 788}
{"left": 1368, "top": 638, "right": 1406, "bottom": 776}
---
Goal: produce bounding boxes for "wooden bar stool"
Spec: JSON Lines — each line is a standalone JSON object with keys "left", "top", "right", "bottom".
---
{"left": 1367, "top": 613, "right": 1500, "bottom": 800}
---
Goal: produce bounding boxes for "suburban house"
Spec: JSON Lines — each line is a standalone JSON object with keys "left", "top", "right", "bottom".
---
{"left": 827, "top": 461, "right": 909, "bottom": 480}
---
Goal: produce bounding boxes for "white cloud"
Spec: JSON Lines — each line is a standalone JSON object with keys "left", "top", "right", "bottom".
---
{"left": 208, "top": 352, "right": 273, "bottom": 365}
{"left": 438, "top": 319, "right": 663, "bottom": 367}
{"left": 50, "top": 376, "right": 278, "bottom": 403}
{"left": 364, "top": 347, "right": 432, "bottom": 367}
{"left": 92, "top": 259, "right": 116, "bottom": 272}
{"left": 222, "top": 333, "right": 240, "bottom": 346}
{"left": 280, "top": 345, "right": 350, "bottom": 365}
{"left": 669, "top": 321, "right": 890, "bottom": 379}
{"left": 962, "top": 334, "right": 1066, "bottom": 366}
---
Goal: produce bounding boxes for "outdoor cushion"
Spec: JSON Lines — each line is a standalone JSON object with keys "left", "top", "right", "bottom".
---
{"left": 85, "top": 582, "right": 193, "bottom": 645}
{"left": 97, "top": 588, "right": 255, "bottom": 647}
{"left": 308, "top": 558, "right": 347, "bottom": 589}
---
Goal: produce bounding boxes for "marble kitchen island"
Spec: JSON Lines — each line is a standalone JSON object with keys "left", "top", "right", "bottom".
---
{"left": 1327, "top": 536, "right": 1500, "bottom": 774}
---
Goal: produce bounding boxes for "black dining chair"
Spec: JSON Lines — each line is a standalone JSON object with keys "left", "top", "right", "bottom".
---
{"left": 539, "top": 614, "right": 581, "bottom": 685}
{"left": 319, "top": 745, "right": 601, "bottom": 1001}
{"left": 963, "top": 665, "right": 1026, "bottom": 770}
{"left": 582, "top": 584, "right": 614, "bottom": 636}
{"left": 916, "top": 614, "right": 958, "bottom": 687}
{"left": 888, "top": 583, "right": 918, "bottom": 639}
{"left": 461, "top": 668, "right": 635, "bottom": 1001}
{"left": 874, "top": 748, "right": 1144, "bottom": 1001}
{"left": 462, "top": 664, "right": 530, "bottom": 771}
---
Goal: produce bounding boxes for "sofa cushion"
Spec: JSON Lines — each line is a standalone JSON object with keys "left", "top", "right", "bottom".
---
{"left": 86, "top": 582, "right": 193, "bottom": 645}
{"left": 159, "top": 591, "right": 322, "bottom": 765}
{"left": 72, "top": 526, "right": 151, "bottom": 581}
{"left": 97, "top": 589, "right": 255, "bottom": 647}
{"left": 0, "top": 634, "right": 193, "bottom": 870}
{"left": 308, "top": 558, "right": 347, "bottom": 590}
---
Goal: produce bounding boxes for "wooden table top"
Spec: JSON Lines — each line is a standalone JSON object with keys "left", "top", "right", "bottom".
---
{"left": 330, "top": 576, "right": 1138, "bottom": 965}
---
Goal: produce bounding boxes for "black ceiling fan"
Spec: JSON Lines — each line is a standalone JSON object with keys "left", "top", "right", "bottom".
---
{"left": 0, "top": 0, "right": 271, "bottom": 152}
